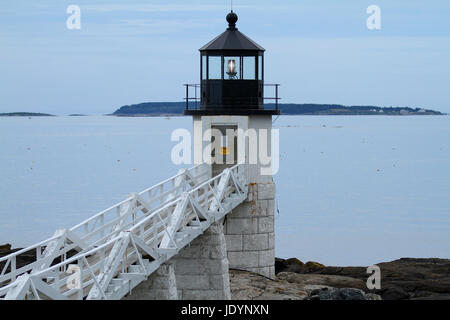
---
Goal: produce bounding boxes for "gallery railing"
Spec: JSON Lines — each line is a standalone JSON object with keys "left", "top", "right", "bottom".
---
{"left": 184, "top": 84, "right": 281, "bottom": 111}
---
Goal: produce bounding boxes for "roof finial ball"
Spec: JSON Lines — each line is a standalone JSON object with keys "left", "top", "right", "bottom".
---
{"left": 226, "top": 11, "right": 238, "bottom": 29}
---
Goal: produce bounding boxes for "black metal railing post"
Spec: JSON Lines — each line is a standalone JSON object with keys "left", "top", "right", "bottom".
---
{"left": 263, "top": 84, "right": 281, "bottom": 110}
{"left": 276, "top": 84, "right": 279, "bottom": 110}
{"left": 195, "top": 84, "right": 198, "bottom": 110}
{"left": 184, "top": 84, "right": 201, "bottom": 110}
{"left": 185, "top": 84, "right": 189, "bottom": 110}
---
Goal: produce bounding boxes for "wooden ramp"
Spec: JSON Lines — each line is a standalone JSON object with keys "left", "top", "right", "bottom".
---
{"left": 0, "top": 164, "right": 248, "bottom": 300}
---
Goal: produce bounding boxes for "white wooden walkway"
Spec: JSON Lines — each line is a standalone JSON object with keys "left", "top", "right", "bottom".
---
{"left": 0, "top": 164, "right": 247, "bottom": 300}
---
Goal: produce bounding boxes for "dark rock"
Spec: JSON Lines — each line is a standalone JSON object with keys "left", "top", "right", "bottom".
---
{"left": 275, "top": 257, "right": 288, "bottom": 273}
{"left": 306, "top": 287, "right": 380, "bottom": 300}
{"left": 276, "top": 257, "right": 450, "bottom": 300}
{"left": 276, "top": 258, "right": 327, "bottom": 274}
{"left": 375, "top": 285, "right": 410, "bottom": 300}
{"left": 277, "top": 272, "right": 366, "bottom": 290}
{"left": 304, "top": 261, "right": 325, "bottom": 272}
{"left": 275, "top": 258, "right": 305, "bottom": 273}
{"left": 0, "top": 244, "right": 12, "bottom": 254}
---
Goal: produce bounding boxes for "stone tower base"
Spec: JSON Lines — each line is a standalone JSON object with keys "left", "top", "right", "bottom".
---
{"left": 171, "top": 220, "right": 231, "bottom": 300}
{"left": 124, "top": 262, "right": 178, "bottom": 300}
{"left": 123, "top": 221, "right": 231, "bottom": 300}
{"left": 224, "top": 181, "right": 276, "bottom": 279}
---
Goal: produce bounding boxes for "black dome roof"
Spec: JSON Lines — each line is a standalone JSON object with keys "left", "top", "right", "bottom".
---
{"left": 226, "top": 11, "right": 238, "bottom": 27}
{"left": 199, "top": 11, "right": 265, "bottom": 52}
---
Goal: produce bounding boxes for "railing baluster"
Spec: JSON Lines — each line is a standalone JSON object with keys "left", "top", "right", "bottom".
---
{"left": 101, "top": 215, "right": 105, "bottom": 239}
{"left": 36, "top": 246, "right": 41, "bottom": 260}
{"left": 11, "top": 257, "right": 16, "bottom": 281}
{"left": 1, "top": 259, "right": 10, "bottom": 276}
{"left": 78, "top": 259, "right": 83, "bottom": 300}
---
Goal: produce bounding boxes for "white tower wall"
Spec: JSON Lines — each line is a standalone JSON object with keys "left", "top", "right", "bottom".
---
{"left": 193, "top": 115, "right": 276, "bottom": 280}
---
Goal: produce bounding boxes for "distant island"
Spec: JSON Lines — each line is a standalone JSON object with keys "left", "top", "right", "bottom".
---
{"left": 1, "top": 104, "right": 443, "bottom": 117}
{"left": 0, "top": 112, "right": 55, "bottom": 117}
{"left": 112, "top": 102, "right": 444, "bottom": 116}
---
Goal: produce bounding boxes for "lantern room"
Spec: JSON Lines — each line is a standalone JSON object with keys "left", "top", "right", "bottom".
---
{"left": 184, "top": 11, "right": 280, "bottom": 116}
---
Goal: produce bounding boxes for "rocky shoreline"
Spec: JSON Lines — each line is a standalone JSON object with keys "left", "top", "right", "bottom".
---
{"left": 271, "top": 257, "right": 450, "bottom": 300}
{"left": 230, "top": 269, "right": 381, "bottom": 300}
{"left": 1, "top": 244, "right": 449, "bottom": 300}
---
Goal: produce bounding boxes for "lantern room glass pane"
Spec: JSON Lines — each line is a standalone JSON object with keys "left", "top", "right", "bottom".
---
{"left": 258, "top": 56, "right": 263, "bottom": 80}
{"left": 202, "top": 56, "right": 207, "bottom": 80}
{"left": 208, "top": 56, "right": 222, "bottom": 80}
{"left": 243, "top": 56, "right": 256, "bottom": 80}
{"left": 224, "top": 56, "right": 241, "bottom": 80}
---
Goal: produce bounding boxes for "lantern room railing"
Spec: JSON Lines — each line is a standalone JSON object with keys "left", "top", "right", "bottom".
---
{"left": 183, "top": 84, "right": 280, "bottom": 111}
{"left": 264, "top": 84, "right": 281, "bottom": 111}
{"left": 184, "top": 84, "right": 201, "bottom": 110}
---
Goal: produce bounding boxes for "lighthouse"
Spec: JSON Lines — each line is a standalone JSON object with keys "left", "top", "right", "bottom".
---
{"left": 184, "top": 11, "right": 280, "bottom": 279}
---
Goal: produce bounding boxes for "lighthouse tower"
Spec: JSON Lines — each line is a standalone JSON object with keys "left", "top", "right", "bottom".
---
{"left": 184, "top": 11, "right": 280, "bottom": 279}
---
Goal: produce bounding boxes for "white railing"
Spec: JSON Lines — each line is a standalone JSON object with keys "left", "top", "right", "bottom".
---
{"left": 0, "top": 164, "right": 209, "bottom": 289}
{"left": 0, "top": 164, "right": 247, "bottom": 300}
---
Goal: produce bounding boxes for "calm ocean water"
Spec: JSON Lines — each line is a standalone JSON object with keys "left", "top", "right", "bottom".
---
{"left": 0, "top": 115, "right": 449, "bottom": 266}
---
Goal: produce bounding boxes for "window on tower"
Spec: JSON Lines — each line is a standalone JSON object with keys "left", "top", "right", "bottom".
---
{"left": 202, "top": 55, "right": 207, "bottom": 80}
{"left": 243, "top": 56, "right": 256, "bottom": 80}
{"left": 208, "top": 56, "right": 222, "bottom": 80}
{"left": 258, "top": 56, "right": 263, "bottom": 80}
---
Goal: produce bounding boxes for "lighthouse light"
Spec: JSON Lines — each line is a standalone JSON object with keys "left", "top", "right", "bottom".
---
{"left": 225, "top": 57, "right": 239, "bottom": 79}
{"left": 228, "top": 59, "right": 236, "bottom": 73}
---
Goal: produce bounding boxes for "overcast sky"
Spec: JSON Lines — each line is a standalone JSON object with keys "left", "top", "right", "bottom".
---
{"left": 1, "top": 0, "right": 449, "bottom": 115}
